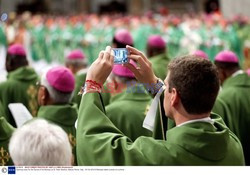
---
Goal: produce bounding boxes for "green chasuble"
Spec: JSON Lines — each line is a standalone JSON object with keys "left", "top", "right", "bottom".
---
{"left": 213, "top": 73, "right": 250, "bottom": 165}
{"left": 0, "top": 66, "right": 39, "bottom": 127}
{"left": 150, "top": 53, "right": 170, "bottom": 81}
{"left": 106, "top": 85, "right": 152, "bottom": 141}
{"left": 72, "top": 69, "right": 87, "bottom": 107}
{"left": 0, "top": 117, "right": 15, "bottom": 166}
{"left": 0, "top": 101, "right": 5, "bottom": 117}
{"left": 76, "top": 93, "right": 244, "bottom": 165}
{"left": 37, "top": 104, "right": 78, "bottom": 165}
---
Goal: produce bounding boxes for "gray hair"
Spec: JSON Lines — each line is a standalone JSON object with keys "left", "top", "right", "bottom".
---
{"left": 9, "top": 119, "right": 72, "bottom": 166}
{"left": 41, "top": 72, "right": 73, "bottom": 104}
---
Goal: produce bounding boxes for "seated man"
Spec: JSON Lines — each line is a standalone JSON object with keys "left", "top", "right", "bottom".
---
{"left": 76, "top": 46, "right": 244, "bottom": 165}
{"left": 9, "top": 119, "right": 72, "bottom": 166}
{"left": 37, "top": 66, "right": 78, "bottom": 165}
{"left": 0, "top": 117, "right": 15, "bottom": 166}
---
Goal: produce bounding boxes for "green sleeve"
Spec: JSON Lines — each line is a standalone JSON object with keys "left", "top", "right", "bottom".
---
{"left": 0, "top": 101, "right": 5, "bottom": 117}
{"left": 76, "top": 93, "right": 171, "bottom": 165}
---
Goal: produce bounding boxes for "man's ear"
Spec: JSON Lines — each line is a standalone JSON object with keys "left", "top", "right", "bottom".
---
{"left": 170, "top": 88, "right": 179, "bottom": 107}
{"left": 40, "top": 87, "right": 49, "bottom": 105}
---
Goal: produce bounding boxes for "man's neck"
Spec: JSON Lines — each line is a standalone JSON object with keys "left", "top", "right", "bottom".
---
{"left": 173, "top": 111, "right": 211, "bottom": 126}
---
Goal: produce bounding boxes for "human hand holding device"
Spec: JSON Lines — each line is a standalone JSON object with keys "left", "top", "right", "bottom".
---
{"left": 86, "top": 46, "right": 114, "bottom": 86}
{"left": 124, "top": 45, "right": 158, "bottom": 85}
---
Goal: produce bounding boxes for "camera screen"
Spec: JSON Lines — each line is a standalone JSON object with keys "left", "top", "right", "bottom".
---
{"left": 113, "top": 48, "right": 129, "bottom": 64}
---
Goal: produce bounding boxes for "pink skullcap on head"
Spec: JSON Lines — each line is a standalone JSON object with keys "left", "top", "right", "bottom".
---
{"left": 215, "top": 50, "right": 239, "bottom": 63}
{"left": 147, "top": 35, "right": 166, "bottom": 49}
{"left": 112, "top": 60, "right": 137, "bottom": 78}
{"left": 46, "top": 66, "right": 75, "bottom": 92}
{"left": 7, "top": 44, "right": 26, "bottom": 56}
{"left": 114, "top": 29, "right": 133, "bottom": 45}
{"left": 193, "top": 50, "right": 209, "bottom": 60}
{"left": 67, "top": 49, "right": 85, "bottom": 60}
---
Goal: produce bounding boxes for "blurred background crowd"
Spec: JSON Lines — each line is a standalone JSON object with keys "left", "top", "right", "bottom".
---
{"left": 1, "top": 0, "right": 250, "bottom": 80}
{"left": 1, "top": 0, "right": 250, "bottom": 167}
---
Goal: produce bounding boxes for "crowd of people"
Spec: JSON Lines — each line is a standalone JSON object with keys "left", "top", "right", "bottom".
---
{"left": 0, "top": 11, "right": 250, "bottom": 166}
{"left": 1, "top": 12, "right": 250, "bottom": 65}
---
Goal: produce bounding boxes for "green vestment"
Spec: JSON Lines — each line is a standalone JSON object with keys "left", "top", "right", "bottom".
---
{"left": 76, "top": 93, "right": 244, "bottom": 165}
{"left": 213, "top": 73, "right": 250, "bottom": 165}
{"left": 37, "top": 103, "right": 78, "bottom": 165}
{"left": 0, "top": 66, "right": 39, "bottom": 127}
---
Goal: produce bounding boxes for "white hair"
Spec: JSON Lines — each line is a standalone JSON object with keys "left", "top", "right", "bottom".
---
{"left": 41, "top": 72, "right": 73, "bottom": 104}
{"left": 9, "top": 119, "right": 72, "bottom": 166}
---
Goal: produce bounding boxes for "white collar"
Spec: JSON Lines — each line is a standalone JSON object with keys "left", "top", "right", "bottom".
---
{"left": 177, "top": 117, "right": 214, "bottom": 127}
{"left": 232, "top": 70, "right": 244, "bottom": 77}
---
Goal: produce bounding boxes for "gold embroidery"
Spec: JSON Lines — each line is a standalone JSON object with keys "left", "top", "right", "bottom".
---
{"left": 27, "top": 85, "right": 38, "bottom": 116}
{"left": 0, "top": 147, "right": 10, "bottom": 166}
{"left": 68, "top": 133, "right": 76, "bottom": 147}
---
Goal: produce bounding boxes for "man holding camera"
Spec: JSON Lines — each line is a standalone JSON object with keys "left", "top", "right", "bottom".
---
{"left": 76, "top": 46, "right": 244, "bottom": 165}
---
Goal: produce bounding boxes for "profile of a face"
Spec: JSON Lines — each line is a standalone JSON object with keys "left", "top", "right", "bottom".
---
{"left": 163, "top": 73, "right": 172, "bottom": 118}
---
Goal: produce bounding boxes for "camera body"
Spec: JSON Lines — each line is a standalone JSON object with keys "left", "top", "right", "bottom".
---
{"left": 112, "top": 48, "right": 129, "bottom": 64}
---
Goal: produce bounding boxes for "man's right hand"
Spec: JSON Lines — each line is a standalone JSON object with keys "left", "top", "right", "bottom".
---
{"left": 125, "top": 45, "right": 158, "bottom": 85}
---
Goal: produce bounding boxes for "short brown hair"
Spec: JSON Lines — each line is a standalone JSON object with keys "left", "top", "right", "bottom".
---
{"left": 168, "top": 55, "right": 220, "bottom": 114}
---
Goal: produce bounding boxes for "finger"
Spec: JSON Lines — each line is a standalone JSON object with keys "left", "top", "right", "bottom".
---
{"left": 110, "top": 54, "right": 114, "bottom": 66}
{"left": 126, "top": 45, "right": 145, "bottom": 58}
{"left": 105, "top": 45, "right": 111, "bottom": 53}
{"left": 98, "top": 51, "right": 105, "bottom": 59}
{"left": 124, "top": 63, "right": 140, "bottom": 79}
{"left": 106, "top": 46, "right": 112, "bottom": 62}
{"left": 126, "top": 45, "right": 141, "bottom": 55}
{"left": 128, "top": 55, "right": 148, "bottom": 68}
{"left": 103, "top": 46, "right": 112, "bottom": 61}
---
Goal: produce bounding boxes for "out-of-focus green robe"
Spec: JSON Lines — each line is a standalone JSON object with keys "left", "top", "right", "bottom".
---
{"left": 0, "top": 117, "right": 15, "bottom": 166}
{"left": 72, "top": 69, "right": 87, "bottom": 107}
{"left": 106, "top": 85, "right": 152, "bottom": 141}
{"left": 0, "top": 66, "right": 39, "bottom": 127}
{"left": 150, "top": 53, "right": 170, "bottom": 81}
{"left": 37, "top": 104, "right": 78, "bottom": 165}
{"left": 213, "top": 73, "right": 250, "bottom": 165}
{"left": 76, "top": 93, "right": 244, "bottom": 165}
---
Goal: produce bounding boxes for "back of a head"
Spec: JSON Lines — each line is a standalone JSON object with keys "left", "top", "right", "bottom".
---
{"left": 65, "top": 50, "right": 87, "bottom": 73}
{"left": 113, "top": 29, "right": 134, "bottom": 48}
{"left": 193, "top": 50, "right": 209, "bottom": 60}
{"left": 112, "top": 60, "right": 136, "bottom": 84}
{"left": 214, "top": 50, "right": 240, "bottom": 71}
{"left": 147, "top": 35, "right": 166, "bottom": 58}
{"left": 6, "top": 44, "right": 28, "bottom": 72}
{"left": 168, "top": 55, "right": 220, "bottom": 114}
{"left": 9, "top": 119, "right": 72, "bottom": 166}
{"left": 41, "top": 66, "right": 75, "bottom": 104}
